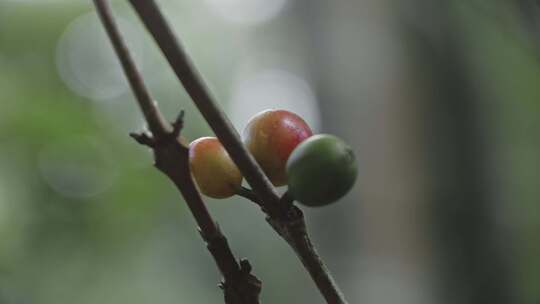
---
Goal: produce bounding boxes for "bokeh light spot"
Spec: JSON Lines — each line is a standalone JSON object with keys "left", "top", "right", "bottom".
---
{"left": 38, "top": 137, "right": 118, "bottom": 199}
{"left": 203, "top": 0, "right": 288, "bottom": 26}
{"left": 229, "top": 69, "right": 321, "bottom": 132}
{"left": 56, "top": 12, "right": 144, "bottom": 102}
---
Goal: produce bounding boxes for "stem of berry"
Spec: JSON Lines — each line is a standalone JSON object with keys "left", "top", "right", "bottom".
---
{"left": 126, "top": 1, "right": 349, "bottom": 303}
{"left": 236, "top": 187, "right": 264, "bottom": 208}
{"left": 93, "top": 1, "right": 261, "bottom": 303}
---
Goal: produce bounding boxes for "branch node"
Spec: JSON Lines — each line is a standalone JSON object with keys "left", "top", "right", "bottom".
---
{"left": 266, "top": 206, "right": 305, "bottom": 241}
{"left": 222, "top": 260, "right": 262, "bottom": 304}
{"left": 239, "top": 258, "right": 252, "bottom": 274}
{"left": 129, "top": 132, "right": 156, "bottom": 147}
{"left": 130, "top": 110, "right": 187, "bottom": 150}
{"left": 172, "top": 109, "right": 185, "bottom": 137}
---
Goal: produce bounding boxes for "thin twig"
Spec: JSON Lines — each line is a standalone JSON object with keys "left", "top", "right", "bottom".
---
{"left": 92, "top": 0, "right": 168, "bottom": 137}
{"left": 93, "top": 1, "right": 261, "bottom": 303}
{"left": 236, "top": 187, "right": 264, "bottom": 208}
{"left": 127, "top": 1, "right": 348, "bottom": 303}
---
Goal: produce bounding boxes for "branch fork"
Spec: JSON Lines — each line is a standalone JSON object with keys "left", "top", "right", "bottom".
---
{"left": 93, "top": 1, "right": 261, "bottom": 303}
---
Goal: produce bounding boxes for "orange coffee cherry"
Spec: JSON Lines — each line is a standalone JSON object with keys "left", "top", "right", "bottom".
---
{"left": 189, "top": 137, "right": 242, "bottom": 198}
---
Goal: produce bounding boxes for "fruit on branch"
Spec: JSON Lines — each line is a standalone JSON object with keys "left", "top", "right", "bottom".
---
{"left": 243, "top": 109, "right": 313, "bottom": 186}
{"left": 189, "top": 137, "right": 243, "bottom": 198}
{"left": 286, "top": 134, "right": 357, "bottom": 207}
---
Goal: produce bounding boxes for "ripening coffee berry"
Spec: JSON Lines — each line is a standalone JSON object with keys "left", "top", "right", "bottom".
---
{"left": 243, "top": 109, "right": 313, "bottom": 186}
{"left": 286, "top": 134, "right": 357, "bottom": 207}
{"left": 189, "top": 137, "right": 242, "bottom": 199}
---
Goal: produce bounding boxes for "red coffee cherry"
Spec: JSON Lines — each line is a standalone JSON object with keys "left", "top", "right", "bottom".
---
{"left": 243, "top": 109, "right": 313, "bottom": 186}
{"left": 189, "top": 137, "right": 242, "bottom": 198}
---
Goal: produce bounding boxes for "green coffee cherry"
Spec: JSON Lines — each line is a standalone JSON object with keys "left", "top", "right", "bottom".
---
{"left": 286, "top": 134, "right": 357, "bottom": 207}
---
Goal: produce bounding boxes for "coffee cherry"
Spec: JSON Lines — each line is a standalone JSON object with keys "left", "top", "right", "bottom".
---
{"left": 189, "top": 137, "right": 242, "bottom": 199}
{"left": 286, "top": 134, "right": 357, "bottom": 207}
{"left": 243, "top": 109, "right": 313, "bottom": 186}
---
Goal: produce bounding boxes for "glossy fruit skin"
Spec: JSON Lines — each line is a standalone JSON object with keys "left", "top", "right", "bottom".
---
{"left": 286, "top": 134, "right": 357, "bottom": 207}
{"left": 189, "top": 137, "right": 242, "bottom": 199}
{"left": 243, "top": 109, "right": 313, "bottom": 186}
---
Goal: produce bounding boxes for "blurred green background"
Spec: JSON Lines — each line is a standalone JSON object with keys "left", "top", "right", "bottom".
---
{"left": 0, "top": 0, "right": 539, "bottom": 303}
